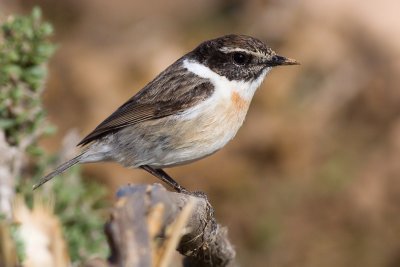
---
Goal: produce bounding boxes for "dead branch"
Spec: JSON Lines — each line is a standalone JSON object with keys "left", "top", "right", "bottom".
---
{"left": 85, "top": 183, "right": 237, "bottom": 267}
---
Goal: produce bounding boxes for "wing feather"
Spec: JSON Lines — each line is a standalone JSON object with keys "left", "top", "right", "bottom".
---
{"left": 78, "top": 60, "right": 213, "bottom": 146}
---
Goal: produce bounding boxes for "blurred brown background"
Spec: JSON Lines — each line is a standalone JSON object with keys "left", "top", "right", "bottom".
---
{"left": 1, "top": 0, "right": 400, "bottom": 266}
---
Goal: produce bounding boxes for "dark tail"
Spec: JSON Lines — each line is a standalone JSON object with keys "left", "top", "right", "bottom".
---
{"left": 33, "top": 153, "right": 84, "bottom": 190}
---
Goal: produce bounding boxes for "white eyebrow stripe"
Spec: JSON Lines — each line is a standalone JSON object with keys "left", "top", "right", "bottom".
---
{"left": 219, "top": 47, "right": 264, "bottom": 58}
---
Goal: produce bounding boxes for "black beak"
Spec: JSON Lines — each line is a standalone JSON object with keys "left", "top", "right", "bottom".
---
{"left": 265, "top": 55, "right": 300, "bottom": 67}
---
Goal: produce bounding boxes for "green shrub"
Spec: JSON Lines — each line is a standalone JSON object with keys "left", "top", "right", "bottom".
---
{"left": 0, "top": 7, "right": 109, "bottom": 264}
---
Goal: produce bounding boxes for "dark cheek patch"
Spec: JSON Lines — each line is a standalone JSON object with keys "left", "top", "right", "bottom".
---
{"left": 205, "top": 51, "right": 261, "bottom": 82}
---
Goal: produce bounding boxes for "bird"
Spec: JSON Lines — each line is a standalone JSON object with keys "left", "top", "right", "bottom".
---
{"left": 33, "top": 34, "right": 299, "bottom": 193}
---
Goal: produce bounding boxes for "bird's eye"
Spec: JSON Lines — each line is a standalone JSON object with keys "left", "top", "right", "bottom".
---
{"left": 232, "top": 52, "right": 249, "bottom": 65}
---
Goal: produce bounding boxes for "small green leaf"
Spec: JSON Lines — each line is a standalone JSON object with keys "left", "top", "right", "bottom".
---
{"left": 31, "top": 7, "right": 42, "bottom": 21}
{"left": 3, "top": 64, "right": 22, "bottom": 79}
{"left": 43, "top": 125, "right": 57, "bottom": 135}
{"left": 40, "top": 23, "right": 53, "bottom": 36}
{"left": 10, "top": 86, "right": 23, "bottom": 100}
{"left": 0, "top": 119, "right": 16, "bottom": 129}
{"left": 26, "top": 145, "right": 45, "bottom": 157}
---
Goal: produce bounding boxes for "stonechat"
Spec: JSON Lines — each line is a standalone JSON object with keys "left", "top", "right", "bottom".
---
{"left": 33, "top": 34, "right": 299, "bottom": 193}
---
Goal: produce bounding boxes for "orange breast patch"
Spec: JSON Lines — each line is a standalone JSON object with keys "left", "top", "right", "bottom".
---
{"left": 231, "top": 91, "right": 248, "bottom": 112}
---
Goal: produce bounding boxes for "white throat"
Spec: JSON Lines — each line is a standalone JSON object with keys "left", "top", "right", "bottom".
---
{"left": 183, "top": 59, "right": 270, "bottom": 101}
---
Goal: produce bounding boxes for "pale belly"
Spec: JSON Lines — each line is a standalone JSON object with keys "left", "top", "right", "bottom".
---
{"left": 111, "top": 93, "right": 250, "bottom": 168}
{"left": 158, "top": 102, "right": 248, "bottom": 167}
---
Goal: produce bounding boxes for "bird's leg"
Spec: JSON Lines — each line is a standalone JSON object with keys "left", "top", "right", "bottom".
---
{"left": 140, "top": 165, "right": 189, "bottom": 194}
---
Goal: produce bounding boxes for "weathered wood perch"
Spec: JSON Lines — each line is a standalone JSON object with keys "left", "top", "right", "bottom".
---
{"left": 85, "top": 183, "right": 237, "bottom": 267}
